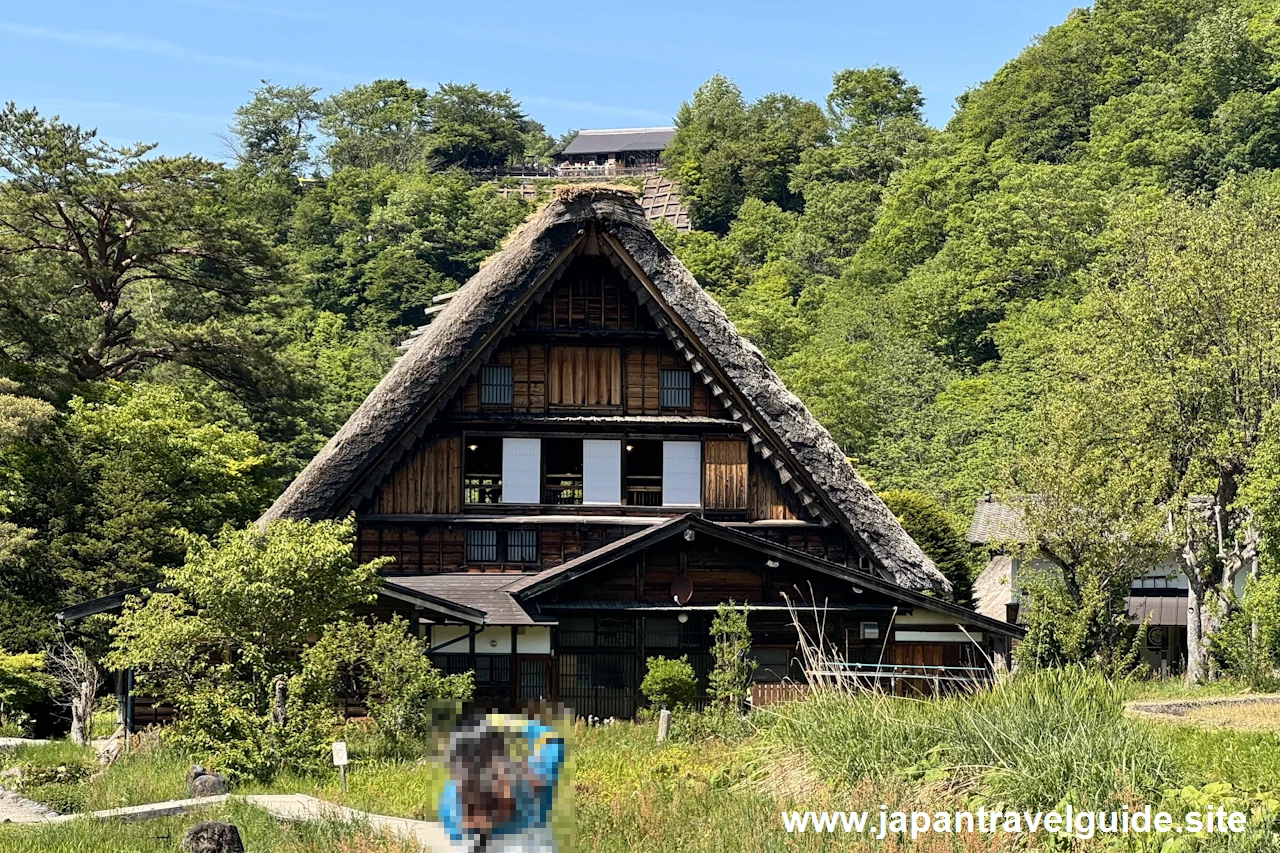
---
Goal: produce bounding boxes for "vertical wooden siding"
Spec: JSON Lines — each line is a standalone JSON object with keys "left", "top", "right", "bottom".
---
{"left": 548, "top": 346, "right": 622, "bottom": 407}
{"left": 748, "top": 455, "right": 798, "bottom": 521}
{"left": 374, "top": 435, "right": 461, "bottom": 514}
{"left": 703, "top": 436, "right": 748, "bottom": 509}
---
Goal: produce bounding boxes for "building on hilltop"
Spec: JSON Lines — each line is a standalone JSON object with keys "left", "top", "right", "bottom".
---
{"left": 553, "top": 127, "right": 675, "bottom": 177}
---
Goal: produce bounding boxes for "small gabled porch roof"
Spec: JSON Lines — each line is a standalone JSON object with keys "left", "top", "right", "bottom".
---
{"left": 506, "top": 515, "right": 1024, "bottom": 639}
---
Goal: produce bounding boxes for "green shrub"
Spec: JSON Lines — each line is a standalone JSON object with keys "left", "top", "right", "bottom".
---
{"left": 708, "top": 604, "right": 753, "bottom": 708}
{"left": 23, "top": 781, "right": 86, "bottom": 814}
{"left": 17, "top": 760, "right": 92, "bottom": 788}
{"left": 640, "top": 656, "right": 697, "bottom": 710}
{"left": 164, "top": 690, "right": 334, "bottom": 782}
{"left": 293, "top": 616, "right": 472, "bottom": 750}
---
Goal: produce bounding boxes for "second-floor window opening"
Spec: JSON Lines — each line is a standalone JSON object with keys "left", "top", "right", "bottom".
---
{"left": 543, "top": 438, "right": 583, "bottom": 505}
{"left": 624, "top": 440, "right": 662, "bottom": 506}
{"left": 464, "top": 437, "right": 503, "bottom": 504}
{"left": 480, "top": 365, "right": 513, "bottom": 405}
{"left": 659, "top": 368, "right": 692, "bottom": 408}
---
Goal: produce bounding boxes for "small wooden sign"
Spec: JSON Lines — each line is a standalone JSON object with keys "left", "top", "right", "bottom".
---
{"left": 331, "top": 741, "right": 348, "bottom": 767}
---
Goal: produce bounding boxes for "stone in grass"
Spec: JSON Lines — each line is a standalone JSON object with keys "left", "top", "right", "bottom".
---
{"left": 182, "top": 821, "right": 245, "bottom": 853}
{"left": 184, "top": 765, "right": 230, "bottom": 797}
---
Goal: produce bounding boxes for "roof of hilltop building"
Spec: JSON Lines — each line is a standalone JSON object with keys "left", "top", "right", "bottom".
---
{"left": 261, "top": 186, "right": 951, "bottom": 596}
{"left": 560, "top": 127, "right": 676, "bottom": 156}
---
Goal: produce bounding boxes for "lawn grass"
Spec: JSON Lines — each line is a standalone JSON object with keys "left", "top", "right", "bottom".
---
{"left": 0, "top": 801, "right": 419, "bottom": 853}
{"left": 8, "top": 671, "right": 1280, "bottom": 852}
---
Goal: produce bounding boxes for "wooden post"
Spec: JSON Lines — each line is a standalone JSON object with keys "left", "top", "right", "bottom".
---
{"left": 657, "top": 709, "right": 671, "bottom": 743}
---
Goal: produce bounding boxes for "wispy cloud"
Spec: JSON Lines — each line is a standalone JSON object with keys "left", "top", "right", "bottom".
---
{"left": 19, "top": 98, "right": 227, "bottom": 125}
{"left": 0, "top": 21, "right": 350, "bottom": 82}
{"left": 519, "top": 96, "right": 671, "bottom": 124}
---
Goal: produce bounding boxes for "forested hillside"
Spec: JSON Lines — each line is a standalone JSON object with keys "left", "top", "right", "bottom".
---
{"left": 6, "top": 0, "right": 1280, "bottom": 681}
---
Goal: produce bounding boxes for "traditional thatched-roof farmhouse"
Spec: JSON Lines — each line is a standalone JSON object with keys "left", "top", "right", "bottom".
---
{"left": 70, "top": 189, "right": 1021, "bottom": 722}
{"left": 265, "top": 188, "right": 1022, "bottom": 714}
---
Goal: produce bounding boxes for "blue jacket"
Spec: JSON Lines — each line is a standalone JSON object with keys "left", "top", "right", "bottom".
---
{"left": 439, "top": 721, "right": 565, "bottom": 845}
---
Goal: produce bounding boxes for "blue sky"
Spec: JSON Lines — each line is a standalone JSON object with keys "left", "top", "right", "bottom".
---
{"left": 2, "top": 1, "right": 1082, "bottom": 159}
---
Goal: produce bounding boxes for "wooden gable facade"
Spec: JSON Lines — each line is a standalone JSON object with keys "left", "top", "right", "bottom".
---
{"left": 354, "top": 246, "right": 847, "bottom": 579}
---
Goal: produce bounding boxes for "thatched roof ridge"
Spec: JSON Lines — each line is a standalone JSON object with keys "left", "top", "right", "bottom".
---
{"left": 262, "top": 189, "right": 948, "bottom": 595}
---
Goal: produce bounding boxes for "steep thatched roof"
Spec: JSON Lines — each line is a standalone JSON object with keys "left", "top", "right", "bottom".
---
{"left": 263, "top": 188, "right": 949, "bottom": 595}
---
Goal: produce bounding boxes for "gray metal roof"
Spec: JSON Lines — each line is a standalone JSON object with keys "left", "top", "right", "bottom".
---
{"left": 1127, "top": 595, "right": 1188, "bottom": 627}
{"left": 561, "top": 127, "right": 675, "bottom": 156}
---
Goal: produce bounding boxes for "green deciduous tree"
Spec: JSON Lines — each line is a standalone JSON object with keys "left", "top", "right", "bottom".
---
{"left": 0, "top": 104, "right": 289, "bottom": 394}
{"left": 1072, "top": 178, "right": 1280, "bottom": 683}
{"left": 879, "top": 490, "right": 974, "bottom": 604}
{"left": 228, "top": 82, "right": 321, "bottom": 179}
{"left": 0, "top": 648, "right": 52, "bottom": 733}
{"left": 105, "top": 518, "right": 388, "bottom": 710}
{"left": 708, "top": 603, "right": 754, "bottom": 709}
{"left": 320, "top": 79, "right": 431, "bottom": 172}
{"left": 1006, "top": 400, "right": 1168, "bottom": 672}
{"left": 423, "top": 83, "right": 538, "bottom": 171}
{"left": 48, "top": 383, "right": 277, "bottom": 603}
{"left": 294, "top": 617, "right": 472, "bottom": 745}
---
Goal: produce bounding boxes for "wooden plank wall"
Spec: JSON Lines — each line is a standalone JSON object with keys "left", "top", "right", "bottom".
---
{"left": 522, "top": 257, "right": 642, "bottom": 331}
{"left": 548, "top": 346, "right": 622, "bottom": 407}
{"left": 704, "top": 437, "right": 748, "bottom": 509}
{"left": 359, "top": 521, "right": 639, "bottom": 574}
{"left": 748, "top": 455, "right": 800, "bottom": 521}
{"left": 374, "top": 435, "right": 461, "bottom": 514}
{"left": 459, "top": 346, "right": 547, "bottom": 413}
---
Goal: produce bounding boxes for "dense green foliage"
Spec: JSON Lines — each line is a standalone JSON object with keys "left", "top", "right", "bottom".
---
{"left": 103, "top": 519, "right": 467, "bottom": 779}
{"left": 708, "top": 604, "right": 754, "bottom": 708}
{"left": 656, "top": 0, "right": 1280, "bottom": 679}
{"left": 0, "top": 648, "right": 50, "bottom": 734}
{"left": 9, "top": 0, "right": 1280, "bottom": 682}
{"left": 878, "top": 489, "right": 973, "bottom": 603}
{"left": 639, "top": 655, "right": 698, "bottom": 710}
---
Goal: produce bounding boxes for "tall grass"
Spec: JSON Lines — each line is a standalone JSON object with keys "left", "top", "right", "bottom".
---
{"left": 760, "top": 668, "right": 1176, "bottom": 810}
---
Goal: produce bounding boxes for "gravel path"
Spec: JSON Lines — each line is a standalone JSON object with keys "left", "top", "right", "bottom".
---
{"left": 0, "top": 786, "right": 58, "bottom": 824}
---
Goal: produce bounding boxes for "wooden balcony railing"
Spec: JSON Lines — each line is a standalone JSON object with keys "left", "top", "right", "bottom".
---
{"left": 464, "top": 476, "right": 502, "bottom": 505}
{"left": 543, "top": 474, "right": 584, "bottom": 505}
{"left": 626, "top": 478, "right": 662, "bottom": 507}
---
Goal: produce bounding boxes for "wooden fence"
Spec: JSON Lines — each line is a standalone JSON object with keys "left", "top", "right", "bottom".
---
{"left": 749, "top": 683, "right": 812, "bottom": 707}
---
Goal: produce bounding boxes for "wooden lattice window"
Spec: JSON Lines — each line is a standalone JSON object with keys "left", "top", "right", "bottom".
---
{"left": 480, "top": 365, "right": 513, "bottom": 405}
{"left": 659, "top": 368, "right": 692, "bottom": 408}
{"left": 506, "top": 529, "right": 538, "bottom": 564}
{"left": 466, "top": 528, "right": 499, "bottom": 563}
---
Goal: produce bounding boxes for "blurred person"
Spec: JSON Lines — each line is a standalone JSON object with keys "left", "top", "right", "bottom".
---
{"left": 439, "top": 714, "right": 565, "bottom": 853}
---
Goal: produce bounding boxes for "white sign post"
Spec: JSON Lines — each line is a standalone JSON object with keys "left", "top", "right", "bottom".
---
{"left": 332, "top": 740, "right": 349, "bottom": 793}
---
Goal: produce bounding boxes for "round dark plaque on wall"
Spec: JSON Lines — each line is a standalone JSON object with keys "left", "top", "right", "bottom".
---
{"left": 671, "top": 576, "right": 693, "bottom": 605}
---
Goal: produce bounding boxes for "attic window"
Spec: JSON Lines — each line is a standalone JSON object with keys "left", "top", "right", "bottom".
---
{"left": 659, "top": 369, "right": 692, "bottom": 409}
{"left": 480, "top": 365, "right": 513, "bottom": 405}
